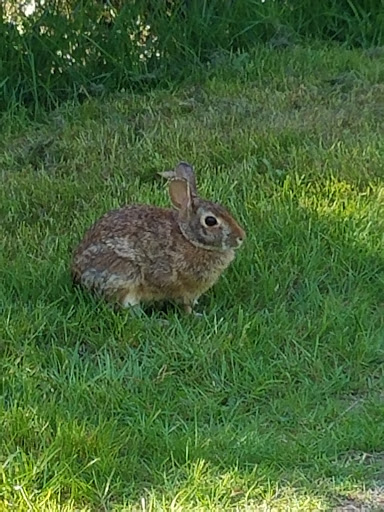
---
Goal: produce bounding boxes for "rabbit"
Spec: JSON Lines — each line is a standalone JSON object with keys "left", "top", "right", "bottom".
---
{"left": 71, "top": 162, "right": 245, "bottom": 314}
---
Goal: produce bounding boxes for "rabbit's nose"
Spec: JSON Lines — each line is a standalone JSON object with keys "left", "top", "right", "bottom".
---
{"left": 236, "top": 227, "right": 246, "bottom": 245}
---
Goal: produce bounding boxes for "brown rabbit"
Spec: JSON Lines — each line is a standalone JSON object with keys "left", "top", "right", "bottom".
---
{"left": 71, "top": 162, "right": 245, "bottom": 314}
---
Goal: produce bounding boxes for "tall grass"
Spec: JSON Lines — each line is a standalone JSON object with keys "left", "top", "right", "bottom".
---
{"left": 1, "top": 0, "right": 384, "bottom": 115}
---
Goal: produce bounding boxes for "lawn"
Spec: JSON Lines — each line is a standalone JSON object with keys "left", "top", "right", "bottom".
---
{"left": 2, "top": 45, "right": 384, "bottom": 510}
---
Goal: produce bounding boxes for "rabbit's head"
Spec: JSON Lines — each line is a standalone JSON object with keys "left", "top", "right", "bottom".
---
{"left": 162, "top": 162, "right": 245, "bottom": 252}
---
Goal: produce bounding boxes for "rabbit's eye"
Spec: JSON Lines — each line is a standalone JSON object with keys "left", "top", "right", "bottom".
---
{"left": 204, "top": 216, "right": 218, "bottom": 227}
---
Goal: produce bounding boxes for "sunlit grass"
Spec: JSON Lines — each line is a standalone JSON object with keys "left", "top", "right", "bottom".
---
{"left": 1, "top": 47, "right": 384, "bottom": 510}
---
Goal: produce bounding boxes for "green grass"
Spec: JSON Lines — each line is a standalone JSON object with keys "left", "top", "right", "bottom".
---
{"left": 2, "top": 45, "right": 384, "bottom": 510}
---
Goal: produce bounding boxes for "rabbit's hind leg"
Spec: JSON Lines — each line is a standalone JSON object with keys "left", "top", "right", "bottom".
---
{"left": 120, "top": 290, "right": 141, "bottom": 309}
{"left": 118, "top": 289, "right": 147, "bottom": 319}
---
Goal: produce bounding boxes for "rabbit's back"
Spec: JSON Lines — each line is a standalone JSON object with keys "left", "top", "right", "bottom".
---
{"left": 74, "top": 205, "right": 175, "bottom": 250}
{"left": 72, "top": 205, "right": 173, "bottom": 293}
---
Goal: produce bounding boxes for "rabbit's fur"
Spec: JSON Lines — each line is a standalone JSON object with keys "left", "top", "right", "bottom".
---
{"left": 71, "top": 162, "right": 245, "bottom": 313}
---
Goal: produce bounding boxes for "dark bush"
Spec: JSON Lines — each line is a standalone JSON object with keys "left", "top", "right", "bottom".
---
{"left": 1, "top": 0, "right": 383, "bottom": 114}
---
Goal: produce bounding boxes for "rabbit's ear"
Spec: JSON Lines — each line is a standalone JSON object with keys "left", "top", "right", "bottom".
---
{"left": 159, "top": 170, "right": 176, "bottom": 180}
{"left": 175, "top": 162, "right": 197, "bottom": 195}
{"left": 169, "top": 178, "right": 192, "bottom": 210}
{"left": 160, "top": 162, "right": 197, "bottom": 195}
